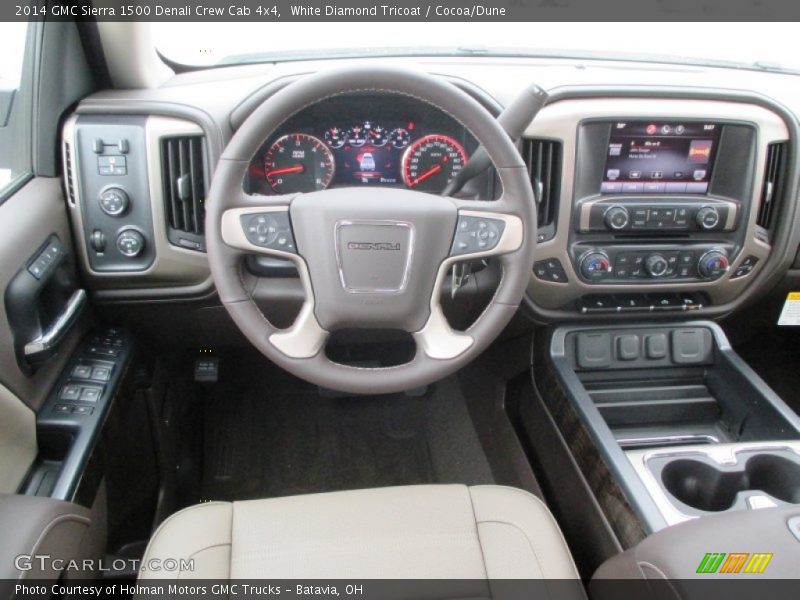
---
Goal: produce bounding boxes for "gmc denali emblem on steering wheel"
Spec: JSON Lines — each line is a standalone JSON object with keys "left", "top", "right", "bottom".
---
{"left": 334, "top": 220, "right": 414, "bottom": 294}
{"left": 347, "top": 242, "right": 402, "bottom": 251}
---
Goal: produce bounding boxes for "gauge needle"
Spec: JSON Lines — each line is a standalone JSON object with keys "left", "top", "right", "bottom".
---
{"left": 266, "top": 164, "right": 304, "bottom": 177}
{"left": 409, "top": 164, "right": 442, "bottom": 187}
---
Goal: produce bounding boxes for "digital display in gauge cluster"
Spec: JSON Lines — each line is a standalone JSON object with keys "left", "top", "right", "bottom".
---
{"left": 246, "top": 95, "right": 477, "bottom": 195}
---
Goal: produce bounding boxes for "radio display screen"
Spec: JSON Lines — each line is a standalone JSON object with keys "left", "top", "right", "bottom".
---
{"left": 601, "top": 121, "right": 721, "bottom": 194}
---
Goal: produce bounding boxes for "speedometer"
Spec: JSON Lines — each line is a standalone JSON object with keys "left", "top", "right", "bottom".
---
{"left": 402, "top": 134, "right": 467, "bottom": 192}
{"left": 264, "top": 133, "right": 335, "bottom": 194}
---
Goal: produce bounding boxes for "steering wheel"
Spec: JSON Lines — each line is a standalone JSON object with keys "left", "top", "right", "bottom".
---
{"left": 206, "top": 67, "right": 536, "bottom": 395}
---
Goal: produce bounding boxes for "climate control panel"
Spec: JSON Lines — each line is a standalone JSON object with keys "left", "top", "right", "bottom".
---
{"left": 576, "top": 245, "right": 735, "bottom": 284}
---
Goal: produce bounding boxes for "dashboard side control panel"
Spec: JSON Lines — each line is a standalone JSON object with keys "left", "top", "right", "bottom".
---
{"left": 71, "top": 117, "right": 155, "bottom": 272}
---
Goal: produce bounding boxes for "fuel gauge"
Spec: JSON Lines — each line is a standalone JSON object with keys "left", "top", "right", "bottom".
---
{"left": 324, "top": 127, "right": 346, "bottom": 149}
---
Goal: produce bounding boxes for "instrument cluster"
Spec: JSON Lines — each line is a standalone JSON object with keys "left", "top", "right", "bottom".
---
{"left": 246, "top": 94, "right": 478, "bottom": 195}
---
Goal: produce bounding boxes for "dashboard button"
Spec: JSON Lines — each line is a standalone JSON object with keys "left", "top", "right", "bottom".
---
{"left": 604, "top": 206, "right": 630, "bottom": 230}
{"left": 645, "top": 334, "right": 669, "bottom": 359}
{"left": 686, "top": 182, "right": 709, "bottom": 194}
{"left": 650, "top": 293, "right": 680, "bottom": 311}
{"left": 533, "top": 259, "right": 568, "bottom": 283}
{"left": 645, "top": 254, "right": 669, "bottom": 278}
{"left": 116, "top": 230, "right": 145, "bottom": 258}
{"left": 622, "top": 182, "right": 643, "bottom": 193}
{"left": 696, "top": 206, "right": 721, "bottom": 230}
{"left": 617, "top": 294, "right": 649, "bottom": 312}
{"left": 577, "top": 295, "right": 617, "bottom": 314}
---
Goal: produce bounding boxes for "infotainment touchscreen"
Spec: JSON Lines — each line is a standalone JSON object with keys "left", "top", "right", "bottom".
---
{"left": 601, "top": 121, "right": 721, "bottom": 194}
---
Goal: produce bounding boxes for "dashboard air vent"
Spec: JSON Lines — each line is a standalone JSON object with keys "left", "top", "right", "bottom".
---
{"left": 756, "top": 141, "right": 787, "bottom": 232}
{"left": 161, "top": 135, "right": 208, "bottom": 252}
{"left": 522, "top": 138, "right": 562, "bottom": 242}
{"left": 63, "top": 142, "right": 76, "bottom": 205}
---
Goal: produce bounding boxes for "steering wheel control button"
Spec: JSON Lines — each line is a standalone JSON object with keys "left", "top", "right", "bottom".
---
{"left": 116, "top": 230, "right": 145, "bottom": 258}
{"left": 451, "top": 216, "right": 505, "bottom": 256}
{"left": 242, "top": 213, "right": 296, "bottom": 253}
{"left": 98, "top": 187, "right": 130, "bottom": 216}
{"left": 534, "top": 258, "right": 569, "bottom": 283}
{"left": 579, "top": 251, "right": 612, "bottom": 281}
{"left": 698, "top": 250, "right": 730, "bottom": 280}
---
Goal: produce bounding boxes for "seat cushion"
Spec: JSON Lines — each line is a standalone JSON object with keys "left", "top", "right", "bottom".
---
{"left": 139, "top": 484, "right": 579, "bottom": 580}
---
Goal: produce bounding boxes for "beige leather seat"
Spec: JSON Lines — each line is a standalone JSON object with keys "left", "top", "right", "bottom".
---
{"left": 139, "top": 484, "right": 580, "bottom": 580}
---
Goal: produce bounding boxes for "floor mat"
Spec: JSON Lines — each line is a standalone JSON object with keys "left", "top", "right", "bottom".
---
{"left": 200, "top": 360, "right": 494, "bottom": 502}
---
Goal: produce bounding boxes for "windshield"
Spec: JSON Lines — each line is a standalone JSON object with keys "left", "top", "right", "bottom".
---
{"left": 155, "top": 22, "right": 799, "bottom": 73}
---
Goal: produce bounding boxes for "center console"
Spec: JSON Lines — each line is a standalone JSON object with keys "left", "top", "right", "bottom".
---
{"left": 571, "top": 119, "right": 752, "bottom": 288}
{"left": 546, "top": 321, "right": 800, "bottom": 534}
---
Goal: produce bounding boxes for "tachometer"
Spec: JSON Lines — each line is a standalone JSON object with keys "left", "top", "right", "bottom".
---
{"left": 264, "top": 133, "right": 335, "bottom": 194}
{"left": 402, "top": 134, "right": 467, "bottom": 192}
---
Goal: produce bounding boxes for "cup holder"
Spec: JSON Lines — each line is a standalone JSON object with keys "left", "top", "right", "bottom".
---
{"left": 660, "top": 452, "right": 800, "bottom": 512}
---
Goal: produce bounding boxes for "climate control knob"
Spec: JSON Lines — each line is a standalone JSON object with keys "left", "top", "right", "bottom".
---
{"left": 604, "top": 206, "right": 630, "bottom": 231}
{"left": 580, "top": 251, "right": 612, "bottom": 281}
{"left": 697, "top": 250, "right": 729, "bottom": 280}
{"left": 645, "top": 254, "right": 669, "bottom": 277}
{"left": 116, "top": 230, "right": 145, "bottom": 258}
{"left": 696, "top": 206, "right": 721, "bottom": 230}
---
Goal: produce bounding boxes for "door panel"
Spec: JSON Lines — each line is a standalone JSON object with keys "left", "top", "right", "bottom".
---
{"left": 0, "top": 177, "right": 89, "bottom": 412}
{"left": 0, "top": 382, "right": 36, "bottom": 493}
